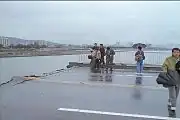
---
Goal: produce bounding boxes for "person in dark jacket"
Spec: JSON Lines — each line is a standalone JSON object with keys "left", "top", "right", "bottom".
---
{"left": 99, "top": 44, "right": 105, "bottom": 65}
{"left": 161, "top": 48, "right": 180, "bottom": 117}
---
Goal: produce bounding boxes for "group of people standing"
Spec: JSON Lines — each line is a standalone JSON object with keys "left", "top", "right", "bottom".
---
{"left": 89, "top": 43, "right": 145, "bottom": 73}
{"left": 89, "top": 43, "right": 115, "bottom": 71}
{"left": 87, "top": 42, "right": 180, "bottom": 118}
{"left": 88, "top": 43, "right": 180, "bottom": 118}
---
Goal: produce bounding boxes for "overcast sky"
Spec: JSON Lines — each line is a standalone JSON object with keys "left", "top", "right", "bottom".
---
{"left": 0, "top": 1, "right": 180, "bottom": 45}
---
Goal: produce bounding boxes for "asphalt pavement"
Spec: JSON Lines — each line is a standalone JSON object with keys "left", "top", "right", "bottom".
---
{"left": 1, "top": 67, "right": 180, "bottom": 120}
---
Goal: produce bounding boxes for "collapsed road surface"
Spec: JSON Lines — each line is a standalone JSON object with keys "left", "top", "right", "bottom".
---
{"left": 0, "top": 67, "right": 180, "bottom": 120}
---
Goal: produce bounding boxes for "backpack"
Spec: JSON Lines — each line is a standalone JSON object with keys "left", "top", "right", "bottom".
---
{"left": 139, "top": 51, "right": 145, "bottom": 60}
{"left": 175, "top": 60, "right": 180, "bottom": 74}
{"left": 135, "top": 51, "right": 145, "bottom": 61}
{"left": 110, "top": 49, "right": 115, "bottom": 55}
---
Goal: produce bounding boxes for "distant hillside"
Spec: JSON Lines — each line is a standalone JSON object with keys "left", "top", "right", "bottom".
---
{"left": 1, "top": 36, "right": 60, "bottom": 46}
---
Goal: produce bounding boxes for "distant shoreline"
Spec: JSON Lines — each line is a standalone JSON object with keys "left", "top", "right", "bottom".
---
{"left": 0, "top": 53, "right": 87, "bottom": 58}
{"left": 0, "top": 50, "right": 89, "bottom": 58}
{"left": 0, "top": 48, "right": 170, "bottom": 58}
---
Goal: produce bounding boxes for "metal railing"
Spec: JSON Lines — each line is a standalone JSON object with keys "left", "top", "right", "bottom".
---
{"left": 78, "top": 51, "right": 171, "bottom": 65}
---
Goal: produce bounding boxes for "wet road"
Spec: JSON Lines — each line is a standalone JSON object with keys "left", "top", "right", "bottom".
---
{"left": 1, "top": 67, "right": 180, "bottom": 120}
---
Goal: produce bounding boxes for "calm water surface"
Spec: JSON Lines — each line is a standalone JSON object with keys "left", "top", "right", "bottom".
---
{"left": 0, "top": 55, "right": 80, "bottom": 83}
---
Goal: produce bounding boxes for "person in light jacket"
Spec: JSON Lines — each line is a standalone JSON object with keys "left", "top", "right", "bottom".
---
{"left": 91, "top": 47, "right": 101, "bottom": 70}
{"left": 162, "top": 48, "right": 180, "bottom": 117}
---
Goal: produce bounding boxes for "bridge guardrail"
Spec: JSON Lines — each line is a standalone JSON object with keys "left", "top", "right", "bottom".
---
{"left": 78, "top": 51, "right": 170, "bottom": 65}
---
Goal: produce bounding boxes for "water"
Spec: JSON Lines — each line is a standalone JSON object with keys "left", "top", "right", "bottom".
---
{"left": 0, "top": 55, "right": 80, "bottom": 83}
{"left": 0, "top": 51, "right": 171, "bottom": 84}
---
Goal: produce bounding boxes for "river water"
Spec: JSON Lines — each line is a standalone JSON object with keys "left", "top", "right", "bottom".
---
{"left": 0, "top": 55, "right": 80, "bottom": 83}
{"left": 0, "top": 51, "right": 171, "bottom": 83}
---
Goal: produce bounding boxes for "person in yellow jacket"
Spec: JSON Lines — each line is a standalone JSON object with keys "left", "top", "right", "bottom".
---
{"left": 162, "top": 48, "right": 180, "bottom": 118}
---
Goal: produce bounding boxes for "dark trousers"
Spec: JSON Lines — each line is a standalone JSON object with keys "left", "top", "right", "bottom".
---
{"left": 91, "top": 58, "right": 100, "bottom": 69}
{"left": 100, "top": 56, "right": 105, "bottom": 65}
{"left": 106, "top": 56, "right": 114, "bottom": 70}
{"left": 96, "top": 59, "right": 100, "bottom": 69}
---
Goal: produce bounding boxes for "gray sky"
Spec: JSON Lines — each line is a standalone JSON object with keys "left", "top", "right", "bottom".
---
{"left": 0, "top": 1, "right": 180, "bottom": 45}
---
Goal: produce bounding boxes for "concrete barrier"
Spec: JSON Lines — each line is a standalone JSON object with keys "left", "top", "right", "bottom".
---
{"left": 68, "top": 62, "right": 162, "bottom": 71}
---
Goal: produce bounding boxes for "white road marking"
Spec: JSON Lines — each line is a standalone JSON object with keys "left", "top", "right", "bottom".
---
{"left": 115, "top": 74, "right": 157, "bottom": 78}
{"left": 37, "top": 80, "right": 166, "bottom": 90}
{"left": 57, "top": 108, "right": 179, "bottom": 120}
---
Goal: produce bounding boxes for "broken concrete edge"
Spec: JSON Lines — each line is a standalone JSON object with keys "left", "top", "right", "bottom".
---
{"left": 3, "top": 68, "right": 69, "bottom": 85}
{"left": 14, "top": 76, "right": 41, "bottom": 81}
{"left": 0, "top": 76, "right": 41, "bottom": 87}
{"left": 23, "top": 76, "right": 41, "bottom": 80}
{"left": 68, "top": 62, "right": 163, "bottom": 72}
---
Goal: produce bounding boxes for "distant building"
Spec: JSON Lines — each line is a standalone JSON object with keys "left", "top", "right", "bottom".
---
{"left": 0, "top": 36, "right": 10, "bottom": 47}
{"left": 0, "top": 36, "right": 60, "bottom": 47}
{"left": 33, "top": 40, "right": 48, "bottom": 46}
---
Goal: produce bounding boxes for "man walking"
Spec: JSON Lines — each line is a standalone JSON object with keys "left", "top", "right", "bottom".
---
{"left": 162, "top": 48, "right": 180, "bottom": 117}
{"left": 105, "top": 47, "right": 115, "bottom": 71}
{"left": 135, "top": 46, "right": 145, "bottom": 73}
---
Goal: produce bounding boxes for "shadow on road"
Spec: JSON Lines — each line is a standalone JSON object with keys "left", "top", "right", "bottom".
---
{"left": 132, "top": 74, "right": 143, "bottom": 100}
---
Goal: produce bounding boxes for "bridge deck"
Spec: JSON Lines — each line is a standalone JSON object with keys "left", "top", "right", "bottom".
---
{"left": 1, "top": 67, "right": 180, "bottom": 120}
